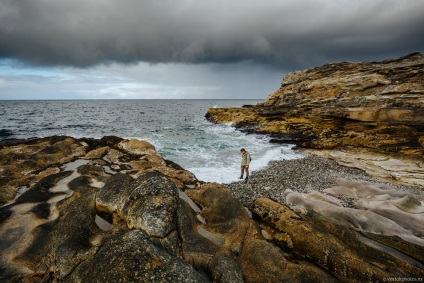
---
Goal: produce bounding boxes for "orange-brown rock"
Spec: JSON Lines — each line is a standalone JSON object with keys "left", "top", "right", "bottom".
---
{"left": 185, "top": 182, "right": 336, "bottom": 282}
{"left": 0, "top": 136, "right": 198, "bottom": 206}
{"left": 250, "top": 197, "right": 424, "bottom": 282}
{"left": 0, "top": 137, "right": 337, "bottom": 282}
{"left": 1, "top": 136, "right": 423, "bottom": 282}
{"left": 206, "top": 53, "right": 424, "bottom": 157}
{"left": 0, "top": 137, "right": 88, "bottom": 206}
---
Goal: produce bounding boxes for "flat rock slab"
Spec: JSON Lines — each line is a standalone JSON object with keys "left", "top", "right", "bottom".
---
{"left": 304, "top": 149, "right": 424, "bottom": 187}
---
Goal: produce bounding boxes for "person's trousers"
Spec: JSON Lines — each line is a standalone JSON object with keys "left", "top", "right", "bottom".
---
{"left": 240, "top": 165, "right": 249, "bottom": 178}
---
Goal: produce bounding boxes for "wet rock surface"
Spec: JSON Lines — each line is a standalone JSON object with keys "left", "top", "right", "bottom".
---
{"left": 250, "top": 198, "right": 424, "bottom": 282}
{"left": 206, "top": 53, "right": 424, "bottom": 187}
{"left": 206, "top": 53, "right": 424, "bottom": 154}
{"left": 0, "top": 136, "right": 204, "bottom": 282}
{"left": 1, "top": 134, "right": 423, "bottom": 282}
{"left": 1, "top": 54, "right": 423, "bottom": 281}
{"left": 207, "top": 54, "right": 424, "bottom": 280}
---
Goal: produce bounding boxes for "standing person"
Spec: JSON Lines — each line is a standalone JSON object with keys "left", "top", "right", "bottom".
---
{"left": 239, "top": 148, "right": 251, "bottom": 181}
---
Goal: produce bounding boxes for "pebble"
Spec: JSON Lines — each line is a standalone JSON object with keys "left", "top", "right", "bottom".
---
{"left": 224, "top": 154, "right": 423, "bottom": 207}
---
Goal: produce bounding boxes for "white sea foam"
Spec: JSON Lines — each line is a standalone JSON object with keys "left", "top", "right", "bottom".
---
{"left": 187, "top": 145, "right": 303, "bottom": 184}
{"left": 176, "top": 123, "right": 304, "bottom": 183}
{"left": 2, "top": 99, "right": 303, "bottom": 184}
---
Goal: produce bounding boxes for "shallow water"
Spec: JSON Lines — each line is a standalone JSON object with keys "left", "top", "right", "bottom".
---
{"left": 50, "top": 159, "right": 90, "bottom": 192}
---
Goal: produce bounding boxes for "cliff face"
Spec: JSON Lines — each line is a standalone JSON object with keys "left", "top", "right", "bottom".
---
{"left": 206, "top": 53, "right": 424, "bottom": 156}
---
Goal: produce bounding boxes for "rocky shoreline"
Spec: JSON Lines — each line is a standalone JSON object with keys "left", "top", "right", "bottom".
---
{"left": 225, "top": 154, "right": 424, "bottom": 208}
{"left": 1, "top": 136, "right": 423, "bottom": 282}
{"left": 206, "top": 53, "right": 424, "bottom": 158}
{"left": 202, "top": 52, "right": 424, "bottom": 281}
{"left": 1, "top": 53, "right": 424, "bottom": 282}
{"left": 226, "top": 153, "right": 424, "bottom": 248}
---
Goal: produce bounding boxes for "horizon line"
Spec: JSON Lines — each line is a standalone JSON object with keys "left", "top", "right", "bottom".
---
{"left": 0, "top": 98, "right": 265, "bottom": 101}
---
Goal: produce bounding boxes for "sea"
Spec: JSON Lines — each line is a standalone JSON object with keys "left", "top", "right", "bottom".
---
{"left": 0, "top": 100, "right": 303, "bottom": 184}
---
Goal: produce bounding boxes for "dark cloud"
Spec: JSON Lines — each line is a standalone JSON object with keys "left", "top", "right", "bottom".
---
{"left": 0, "top": 0, "right": 423, "bottom": 69}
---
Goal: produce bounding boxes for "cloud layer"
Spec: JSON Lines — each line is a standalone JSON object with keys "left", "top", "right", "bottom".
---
{"left": 1, "top": 0, "right": 423, "bottom": 69}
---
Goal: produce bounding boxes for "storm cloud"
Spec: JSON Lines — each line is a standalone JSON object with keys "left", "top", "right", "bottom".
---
{"left": 1, "top": 0, "right": 423, "bottom": 69}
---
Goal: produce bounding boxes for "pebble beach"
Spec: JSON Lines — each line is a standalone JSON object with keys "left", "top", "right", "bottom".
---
{"left": 224, "top": 153, "right": 424, "bottom": 207}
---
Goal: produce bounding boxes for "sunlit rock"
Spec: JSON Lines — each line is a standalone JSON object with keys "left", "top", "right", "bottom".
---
{"left": 206, "top": 53, "right": 424, "bottom": 185}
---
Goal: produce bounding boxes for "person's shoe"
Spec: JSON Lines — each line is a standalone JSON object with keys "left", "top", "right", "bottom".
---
{"left": 238, "top": 176, "right": 243, "bottom": 179}
{"left": 245, "top": 177, "right": 249, "bottom": 182}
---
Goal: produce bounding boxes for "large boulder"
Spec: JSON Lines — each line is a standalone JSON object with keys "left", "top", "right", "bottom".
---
{"left": 69, "top": 230, "right": 210, "bottom": 283}
{"left": 0, "top": 137, "right": 205, "bottom": 281}
{"left": 96, "top": 172, "right": 179, "bottom": 238}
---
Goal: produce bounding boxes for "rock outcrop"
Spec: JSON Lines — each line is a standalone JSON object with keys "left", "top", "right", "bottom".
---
{"left": 206, "top": 53, "right": 424, "bottom": 158}
{"left": 250, "top": 198, "right": 424, "bottom": 282}
{"left": 2, "top": 136, "right": 423, "bottom": 282}
{"left": 205, "top": 53, "right": 424, "bottom": 187}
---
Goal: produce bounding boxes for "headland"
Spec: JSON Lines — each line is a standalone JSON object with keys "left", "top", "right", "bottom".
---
{"left": 1, "top": 52, "right": 424, "bottom": 282}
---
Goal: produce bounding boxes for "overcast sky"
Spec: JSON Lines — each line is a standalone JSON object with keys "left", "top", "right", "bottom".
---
{"left": 0, "top": 0, "right": 423, "bottom": 99}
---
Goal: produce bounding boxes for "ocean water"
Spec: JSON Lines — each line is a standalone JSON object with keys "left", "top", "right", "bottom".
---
{"left": 0, "top": 100, "right": 303, "bottom": 183}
